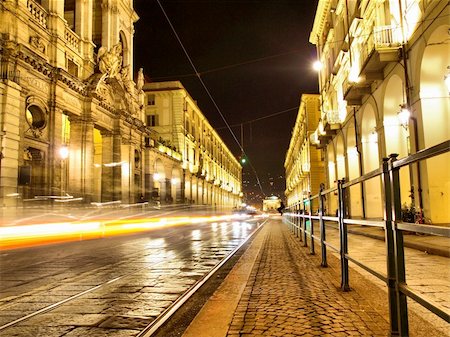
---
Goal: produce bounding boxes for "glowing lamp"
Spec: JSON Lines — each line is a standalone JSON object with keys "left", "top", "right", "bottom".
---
{"left": 59, "top": 145, "right": 69, "bottom": 159}
{"left": 313, "top": 61, "right": 323, "bottom": 71}
{"left": 398, "top": 105, "right": 410, "bottom": 129}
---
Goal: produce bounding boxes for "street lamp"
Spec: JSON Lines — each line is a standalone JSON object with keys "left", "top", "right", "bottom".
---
{"left": 313, "top": 60, "right": 323, "bottom": 71}
{"left": 397, "top": 105, "right": 410, "bottom": 130}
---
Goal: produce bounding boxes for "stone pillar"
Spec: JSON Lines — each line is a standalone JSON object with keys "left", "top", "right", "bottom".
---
{"left": 50, "top": 107, "right": 64, "bottom": 196}
{"left": 76, "top": 0, "right": 95, "bottom": 74}
{"left": 143, "top": 148, "right": 152, "bottom": 202}
{"left": 111, "top": 132, "right": 122, "bottom": 201}
{"left": 101, "top": 1, "right": 112, "bottom": 49}
{"left": 120, "top": 140, "right": 133, "bottom": 204}
{"left": 165, "top": 178, "right": 171, "bottom": 204}
{"left": 46, "top": 0, "right": 67, "bottom": 68}
{"left": 0, "top": 80, "right": 21, "bottom": 207}
{"left": 68, "top": 116, "right": 94, "bottom": 202}
{"left": 180, "top": 169, "right": 186, "bottom": 203}
{"left": 101, "top": 131, "right": 113, "bottom": 201}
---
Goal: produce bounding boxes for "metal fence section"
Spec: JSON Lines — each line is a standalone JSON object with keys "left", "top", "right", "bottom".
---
{"left": 283, "top": 140, "right": 450, "bottom": 337}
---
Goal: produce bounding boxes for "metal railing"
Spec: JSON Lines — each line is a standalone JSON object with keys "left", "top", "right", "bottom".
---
{"left": 283, "top": 140, "right": 450, "bottom": 336}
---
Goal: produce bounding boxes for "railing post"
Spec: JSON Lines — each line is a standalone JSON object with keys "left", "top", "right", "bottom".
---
{"left": 309, "top": 195, "right": 315, "bottom": 255}
{"left": 319, "top": 184, "right": 327, "bottom": 267}
{"left": 382, "top": 157, "right": 400, "bottom": 336}
{"left": 302, "top": 199, "right": 307, "bottom": 247}
{"left": 389, "top": 154, "right": 409, "bottom": 336}
{"left": 338, "top": 179, "right": 350, "bottom": 291}
{"left": 299, "top": 204, "right": 303, "bottom": 242}
{"left": 293, "top": 204, "right": 297, "bottom": 236}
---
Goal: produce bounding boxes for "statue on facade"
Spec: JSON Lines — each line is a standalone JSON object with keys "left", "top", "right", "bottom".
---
{"left": 97, "top": 43, "right": 123, "bottom": 79}
{"left": 136, "top": 68, "right": 144, "bottom": 91}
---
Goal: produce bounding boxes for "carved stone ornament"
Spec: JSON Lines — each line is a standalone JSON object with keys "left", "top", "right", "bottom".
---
{"left": 97, "top": 43, "right": 123, "bottom": 79}
{"left": 29, "top": 36, "right": 46, "bottom": 54}
{"left": 2, "top": 40, "right": 19, "bottom": 57}
{"left": 23, "top": 148, "right": 33, "bottom": 161}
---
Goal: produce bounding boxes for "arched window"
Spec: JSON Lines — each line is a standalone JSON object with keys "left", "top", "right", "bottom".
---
{"left": 26, "top": 105, "right": 47, "bottom": 130}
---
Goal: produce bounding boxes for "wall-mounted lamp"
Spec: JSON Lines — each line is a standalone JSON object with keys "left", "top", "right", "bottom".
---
{"left": 153, "top": 173, "right": 164, "bottom": 181}
{"left": 444, "top": 66, "right": 450, "bottom": 94}
{"left": 397, "top": 104, "right": 410, "bottom": 130}
{"left": 59, "top": 145, "right": 69, "bottom": 160}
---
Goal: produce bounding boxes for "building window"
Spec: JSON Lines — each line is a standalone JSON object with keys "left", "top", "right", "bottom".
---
{"left": 147, "top": 94, "right": 155, "bottom": 105}
{"left": 26, "top": 105, "right": 46, "bottom": 129}
{"left": 146, "top": 114, "right": 158, "bottom": 126}
{"left": 67, "top": 59, "right": 78, "bottom": 77}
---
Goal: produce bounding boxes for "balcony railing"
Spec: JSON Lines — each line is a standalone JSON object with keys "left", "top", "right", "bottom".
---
{"left": 325, "top": 110, "right": 341, "bottom": 125}
{"left": 374, "top": 25, "right": 402, "bottom": 48}
{"left": 65, "top": 26, "right": 81, "bottom": 51}
{"left": 27, "top": 0, "right": 48, "bottom": 28}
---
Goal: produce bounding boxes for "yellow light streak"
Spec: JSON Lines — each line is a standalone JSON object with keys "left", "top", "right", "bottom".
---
{"left": 0, "top": 215, "right": 236, "bottom": 251}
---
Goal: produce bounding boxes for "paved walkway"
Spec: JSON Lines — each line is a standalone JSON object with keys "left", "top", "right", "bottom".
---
{"left": 227, "top": 220, "right": 391, "bottom": 337}
{"left": 184, "top": 217, "right": 448, "bottom": 337}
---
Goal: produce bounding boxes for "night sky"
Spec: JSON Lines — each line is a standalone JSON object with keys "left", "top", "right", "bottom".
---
{"left": 133, "top": 0, "right": 318, "bottom": 205}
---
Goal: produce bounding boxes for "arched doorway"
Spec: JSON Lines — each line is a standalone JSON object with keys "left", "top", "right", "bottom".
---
{"left": 153, "top": 159, "right": 165, "bottom": 204}
{"left": 383, "top": 74, "right": 411, "bottom": 209}
{"left": 171, "top": 167, "right": 182, "bottom": 203}
{"left": 361, "top": 105, "right": 382, "bottom": 218}
{"left": 327, "top": 142, "right": 337, "bottom": 216}
{"left": 346, "top": 122, "right": 363, "bottom": 218}
{"left": 418, "top": 25, "right": 450, "bottom": 224}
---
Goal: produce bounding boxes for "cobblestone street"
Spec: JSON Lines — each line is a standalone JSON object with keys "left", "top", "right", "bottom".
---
{"left": 222, "top": 219, "right": 448, "bottom": 337}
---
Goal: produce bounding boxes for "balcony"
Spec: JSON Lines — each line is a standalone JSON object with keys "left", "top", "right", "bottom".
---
{"left": 65, "top": 26, "right": 81, "bottom": 52}
{"left": 314, "top": 122, "right": 332, "bottom": 148}
{"left": 27, "top": 0, "right": 48, "bottom": 29}
{"left": 344, "top": 25, "right": 401, "bottom": 104}
{"left": 343, "top": 78, "right": 371, "bottom": 106}
{"left": 323, "top": 110, "right": 341, "bottom": 132}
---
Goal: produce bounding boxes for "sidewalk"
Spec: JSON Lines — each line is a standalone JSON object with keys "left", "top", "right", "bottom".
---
{"left": 345, "top": 224, "right": 450, "bottom": 258}
{"left": 183, "top": 217, "right": 446, "bottom": 337}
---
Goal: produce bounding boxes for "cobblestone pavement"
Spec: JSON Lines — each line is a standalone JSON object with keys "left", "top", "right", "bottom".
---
{"left": 227, "top": 220, "right": 390, "bottom": 337}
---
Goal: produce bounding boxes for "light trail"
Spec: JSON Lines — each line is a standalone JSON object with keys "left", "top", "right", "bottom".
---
{"left": 0, "top": 215, "right": 242, "bottom": 251}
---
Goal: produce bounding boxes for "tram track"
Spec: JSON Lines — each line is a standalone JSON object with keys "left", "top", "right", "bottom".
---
{"left": 0, "top": 216, "right": 266, "bottom": 336}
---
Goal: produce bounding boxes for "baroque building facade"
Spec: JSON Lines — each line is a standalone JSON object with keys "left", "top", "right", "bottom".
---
{"left": 309, "top": 0, "right": 449, "bottom": 223}
{"left": 284, "top": 94, "right": 325, "bottom": 209}
{"left": 0, "top": 0, "right": 185, "bottom": 206}
{"left": 143, "top": 81, "right": 242, "bottom": 208}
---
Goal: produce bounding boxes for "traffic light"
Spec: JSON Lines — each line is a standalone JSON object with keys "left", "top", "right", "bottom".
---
{"left": 239, "top": 154, "right": 247, "bottom": 165}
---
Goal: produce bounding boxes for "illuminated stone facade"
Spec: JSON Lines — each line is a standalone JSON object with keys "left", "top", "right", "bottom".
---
{"left": 284, "top": 94, "right": 325, "bottom": 208}
{"left": 0, "top": 0, "right": 181, "bottom": 206}
{"left": 143, "top": 81, "right": 242, "bottom": 208}
{"left": 310, "top": 0, "right": 449, "bottom": 223}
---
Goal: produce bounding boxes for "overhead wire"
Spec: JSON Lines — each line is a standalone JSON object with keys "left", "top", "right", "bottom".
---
{"left": 215, "top": 106, "right": 299, "bottom": 130}
{"left": 156, "top": 0, "right": 266, "bottom": 196}
{"left": 150, "top": 49, "right": 305, "bottom": 81}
